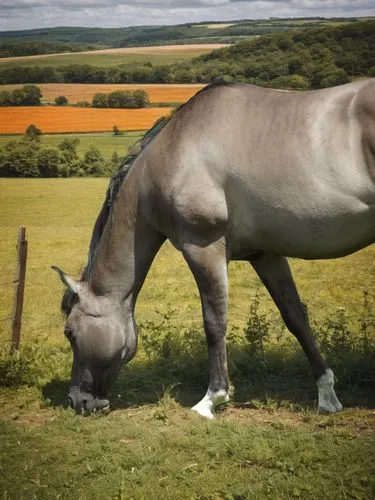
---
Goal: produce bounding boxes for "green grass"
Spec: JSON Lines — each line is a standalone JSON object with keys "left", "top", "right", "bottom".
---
{"left": 0, "top": 132, "right": 143, "bottom": 160}
{"left": 0, "top": 178, "right": 375, "bottom": 499}
{"left": 0, "top": 49, "right": 213, "bottom": 70}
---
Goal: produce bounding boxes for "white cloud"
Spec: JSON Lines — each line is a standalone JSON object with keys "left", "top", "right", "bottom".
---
{"left": 0, "top": 0, "right": 374, "bottom": 31}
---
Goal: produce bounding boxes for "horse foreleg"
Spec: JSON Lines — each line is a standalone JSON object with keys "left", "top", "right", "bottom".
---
{"left": 183, "top": 237, "right": 230, "bottom": 419}
{"left": 250, "top": 254, "right": 343, "bottom": 413}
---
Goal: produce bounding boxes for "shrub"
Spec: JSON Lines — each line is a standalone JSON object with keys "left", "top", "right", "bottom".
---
{"left": 75, "top": 100, "right": 90, "bottom": 107}
{"left": 55, "top": 95, "right": 68, "bottom": 106}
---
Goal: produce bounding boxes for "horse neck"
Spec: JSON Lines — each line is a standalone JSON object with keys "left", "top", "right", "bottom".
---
{"left": 88, "top": 172, "right": 162, "bottom": 310}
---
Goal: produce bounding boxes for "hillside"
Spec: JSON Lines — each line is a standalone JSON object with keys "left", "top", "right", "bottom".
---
{"left": 0, "top": 17, "right": 361, "bottom": 57}
{"left": 0, "top": 20, "right": 373, "bottom": 89}
{"left": 182, "top": 19, "right": 375, "bottom": 88}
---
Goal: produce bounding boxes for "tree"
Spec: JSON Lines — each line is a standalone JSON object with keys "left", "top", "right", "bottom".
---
{"left": 11, "top": 88, "right": 24, "bottom": 106}
{"left": 319, "top": 67, "right": 350, "bottom": 88}
{"left": 55, "top": 95, "right": 68, "bottom": 106}
{"left": 107, "top": 90, "right": 127, "bottom": 108}
{"left": 10, "top": 85, "right": 42, "bottom": 106}
{"left": 21, "top": 84, "right": 42, "bottom": 105}
{"left": 82, "top": 146, "right": 106, "bottom": 176}
{"left": 37, "top": 147, "right": 63, "bottom": 177}
{"left": 109, "top": 151, "right": 120, "bottom": 172}
{"left": 0, "top": 139, "right": 39, "bottom": 177}
{"left": 58, "top": 138, "right": 81, "bottom": 176}
{"left": 25, "top": 124, "right": 42, "bottom": 141}
{"left": 132, "top": 90, "right": 149, "bottom": 108}
{"left": 92, "top": 93, "right": 108, "bottom": 108}
{"left": 0, "top": 90, "right": 11, "bottom": 106}
{"left": 112, "top": 125, "right": 122, "bottom": 136}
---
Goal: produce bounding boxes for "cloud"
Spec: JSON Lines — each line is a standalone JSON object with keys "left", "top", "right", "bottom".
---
{"left": 0, "top": 0, "right": 374, "bottom": 30}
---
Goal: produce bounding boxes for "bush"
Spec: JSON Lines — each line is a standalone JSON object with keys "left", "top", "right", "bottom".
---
{"left": 75, "top": 100, "right": 90, "bottom": 107}
{"left": 55, "top": 95, "right": 68, "bottom": 106}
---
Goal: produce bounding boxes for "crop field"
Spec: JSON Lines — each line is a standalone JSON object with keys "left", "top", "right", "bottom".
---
{"left": 0, "top": 178, "right": 375, "bottom": 498}
{"left": 0, "top": 44, "right": 222, "bottom": 70}
{"left": 1, "top": 83, "right": 205, "bottom": 105}
{"left": 0, "top": 106, "right": 172, "bottom": 134}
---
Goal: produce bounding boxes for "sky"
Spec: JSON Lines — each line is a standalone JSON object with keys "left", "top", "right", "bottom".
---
{"left": 0, "top": 0, "right": 374, "bottom": 32}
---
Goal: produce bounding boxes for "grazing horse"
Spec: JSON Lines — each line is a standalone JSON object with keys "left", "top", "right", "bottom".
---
{"left": 53, "top": 78, "right": 375, "bottom": 418}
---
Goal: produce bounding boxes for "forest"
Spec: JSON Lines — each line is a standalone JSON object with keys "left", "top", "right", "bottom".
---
{"left": 0, "top": 21, "right": 373, "bottom": 89}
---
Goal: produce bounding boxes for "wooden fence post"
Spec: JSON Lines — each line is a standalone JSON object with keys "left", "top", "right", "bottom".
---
{"left": 10, "top": 226, "right": 27, "bottom": 354}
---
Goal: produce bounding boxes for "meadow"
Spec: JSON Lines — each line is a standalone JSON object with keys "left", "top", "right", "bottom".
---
{"left": 0, "top": 178, "right": 375, "bottom": 498}
{"left": 0, "top": 45, "right": 218, "bottom": 70}
{"left": 0, "top": 106, "right": 172, "bottom": 134}
{"left": 0, "top": 83, "right": 205, "bottom": 105}
{"left": 0, "top": 132, "right": 142, "bottom": 160}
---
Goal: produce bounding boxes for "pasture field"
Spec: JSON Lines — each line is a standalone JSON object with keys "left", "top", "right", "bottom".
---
{"left": 0, "top": 45, "right": 220, "bottom": 70}
{"left": 0, "top": 83, "right": 205, "bottom": 105}
{"left": 0, "top": 179, "right": 375, "bottom": 498}
{"left": 0, "top": 106, "right": 172, "bottom": 134}
{"left": 0, "top": 132, "right": 142, "bottom": 160}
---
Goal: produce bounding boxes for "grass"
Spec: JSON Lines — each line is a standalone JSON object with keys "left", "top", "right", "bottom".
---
{"left": 0, "top": 48, "right": 214, "bottom": 70}
{"left": 0, "top": 106, "right": 172, "bottom": 134}
{"left": 0, "top": 178, "right": 375, "bottom": 498}
{"left": 0, "top": 132, "right": 143, "bottom": 160}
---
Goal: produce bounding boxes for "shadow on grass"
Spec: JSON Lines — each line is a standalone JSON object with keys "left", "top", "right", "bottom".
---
{"left": 42, "top": 346, "right": 375, "bottom": 412}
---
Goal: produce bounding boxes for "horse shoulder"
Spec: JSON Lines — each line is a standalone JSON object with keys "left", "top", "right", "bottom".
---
{"left": 139, "top": 137, "right": 228, "bottom": 243}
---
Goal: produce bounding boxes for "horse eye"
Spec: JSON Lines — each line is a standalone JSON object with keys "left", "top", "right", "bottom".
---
{"left": 64, "top": 326, "right": 75, "bottom": 342}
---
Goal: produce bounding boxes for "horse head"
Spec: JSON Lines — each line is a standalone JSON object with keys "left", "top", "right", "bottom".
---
{"left": 52, "top": 266, "right": 137, "bottom": 414}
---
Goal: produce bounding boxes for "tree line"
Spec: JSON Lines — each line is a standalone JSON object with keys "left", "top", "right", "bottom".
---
{"left": 0, "top": 85, "right": 42, "bottom": 106}
{"left": 0, "top": 125, "right": 120, "bottom": 178}
{"left": 0, "top": 21, "right": 373, "bottom": 89}
{"left": 0, "top": 41, "right": 97, "bottom": 58}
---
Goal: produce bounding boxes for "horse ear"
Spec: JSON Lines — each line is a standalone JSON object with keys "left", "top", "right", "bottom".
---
{"left": 51, "top": 266, "right": 80, "bottom": 295}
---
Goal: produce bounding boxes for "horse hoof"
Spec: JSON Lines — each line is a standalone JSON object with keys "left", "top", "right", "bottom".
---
{"left": 191, "top": 389, "right": 229, "bottom": 419}
{"left": 317, "top": 368, "right": 343, "bottom": 414}
{"left": 191, "top": 403, "right": 215, "bottom": 420}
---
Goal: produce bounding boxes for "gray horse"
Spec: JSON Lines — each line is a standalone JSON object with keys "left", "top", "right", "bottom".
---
{"left": 53, "top": 78, "right": 375, "bottom": 418}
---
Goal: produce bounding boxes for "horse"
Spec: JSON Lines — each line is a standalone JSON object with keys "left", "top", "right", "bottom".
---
{"left": 53, "top": 78, "right": 375, "bottom": 418}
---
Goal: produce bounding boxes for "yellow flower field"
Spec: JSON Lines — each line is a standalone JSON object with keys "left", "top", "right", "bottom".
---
{"left": 1, "top": 83, "right": 205, "bottom": 104}
{"left": 0, "top": 106, "right": 173, "bottom": 134}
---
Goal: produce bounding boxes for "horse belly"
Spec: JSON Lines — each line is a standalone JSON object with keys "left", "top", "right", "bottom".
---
{"left": 228, "top": 190, "right": 375, "bottom": 260}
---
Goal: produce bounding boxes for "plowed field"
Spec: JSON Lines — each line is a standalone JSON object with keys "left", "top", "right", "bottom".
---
{"left": 0, "top": 106, "right": 172, "bottom": 134}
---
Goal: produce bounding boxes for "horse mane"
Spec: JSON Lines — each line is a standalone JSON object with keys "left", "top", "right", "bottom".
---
{"left": 61, "top": 82, "right": 232, "bottom": 316}
{"left": 61, "top": 115, "right": 170, "bottom": 316}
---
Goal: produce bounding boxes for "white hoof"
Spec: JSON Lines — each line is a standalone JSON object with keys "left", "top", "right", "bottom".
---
{"left": 191, "top": 390, "right": 229, "bottom": 420}
{"left": 317, "top": 368, "right": 343, "bottom": 413}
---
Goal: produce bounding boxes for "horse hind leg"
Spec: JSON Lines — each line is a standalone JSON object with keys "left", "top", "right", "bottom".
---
{"left": 182, "top": 236, "right": 230, "bottom": 419}
{"left": 250, "top": 254, "right": 343, "bottom": 413}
